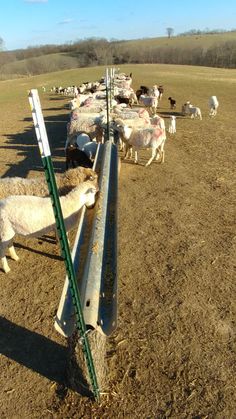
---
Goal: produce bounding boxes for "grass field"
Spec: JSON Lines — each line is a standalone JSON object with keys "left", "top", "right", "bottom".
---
{"left": 0, "top": 64, "right": 236, "bottom": 418}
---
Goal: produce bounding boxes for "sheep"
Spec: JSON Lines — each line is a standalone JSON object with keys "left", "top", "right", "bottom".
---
{"left": 183, "top": 101, "right": 202, "bottom": 120}
{"left": 66, "top": 112, "right": 106, "bottom": 145}
{"left": 0, "top": 167, "right": 98, "bottom": 198}
{"left": 112, "top": 116, "right": 149, "bottom": 155}
{"left": 158, "top": 85, "right": 164, "bottom": 100}
{"left": 168, "top": 115, "right": 176, "bottom": 134}
{"left": 149, "top": 85, "right": 160, "bottom": 100}
{"left": 209, "top": 96, "right": 219, "bottom": 117}
{"left": 65, "top": 145, "right": 93, "bottom": 170}
{"left": 168, "top": 97, "right": 176, "bottom": 110}
{"left": 139, "top": 95, "right": 158, "bottom": 115}
{"left": 71, "top": 133, "right": 98, "bottom": 161}
{"left": 0, "top": 180, "right": 99, "bottom": 273}
{"left": 114, "top": 121, "right": 166, "bottom": 166}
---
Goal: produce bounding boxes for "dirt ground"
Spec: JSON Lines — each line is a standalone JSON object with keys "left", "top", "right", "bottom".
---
{"left": 0, "top": 73, "right": 236, "bottom": 418}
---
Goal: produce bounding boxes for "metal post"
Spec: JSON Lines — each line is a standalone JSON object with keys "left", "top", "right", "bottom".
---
{"left": 28, "top": 89, "right": 100, "bottom": 401}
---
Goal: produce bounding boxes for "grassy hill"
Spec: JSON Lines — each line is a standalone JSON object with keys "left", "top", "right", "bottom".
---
{"left": 1, "top": 31, "right": 236, "bottom": 80}
{"left": 122, "top": 31, "right": 236, "bottom": 50}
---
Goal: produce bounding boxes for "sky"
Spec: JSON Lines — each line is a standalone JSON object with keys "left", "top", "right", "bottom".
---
{"left": 1, "top": 0, "right": 236, "bottom": 51}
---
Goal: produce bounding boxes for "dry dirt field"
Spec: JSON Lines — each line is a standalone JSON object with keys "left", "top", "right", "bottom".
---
{"left": 0, "top": 64, "right": 236, "bottom": 418}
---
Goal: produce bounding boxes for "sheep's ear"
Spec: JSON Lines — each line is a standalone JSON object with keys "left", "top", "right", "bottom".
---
{"left": 87, "top": 187, "right": 97, "bottom": 194}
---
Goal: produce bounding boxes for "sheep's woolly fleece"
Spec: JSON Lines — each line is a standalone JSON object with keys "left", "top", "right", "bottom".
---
{"left": 0, "top": 167, "right": 98, "bottom": 198}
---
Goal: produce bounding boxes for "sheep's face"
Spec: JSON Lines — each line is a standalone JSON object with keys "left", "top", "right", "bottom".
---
{"left": 84, "top": 186, "right": 98, "bottom": 208}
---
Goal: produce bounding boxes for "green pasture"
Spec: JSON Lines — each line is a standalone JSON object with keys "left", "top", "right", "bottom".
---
{"left": 1, "top": 63, "right": 236, "bottom": 114}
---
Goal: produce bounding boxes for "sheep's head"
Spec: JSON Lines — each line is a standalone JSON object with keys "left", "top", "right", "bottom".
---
{"left": 83, "top": 179, "right": 99, "bottom": 208}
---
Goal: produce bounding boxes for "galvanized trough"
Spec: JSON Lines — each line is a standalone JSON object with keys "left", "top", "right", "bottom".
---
{"left": 54, "top": 132, "right": 118, "bottom": 338}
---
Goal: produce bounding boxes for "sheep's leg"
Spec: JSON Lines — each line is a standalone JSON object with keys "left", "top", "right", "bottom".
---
{"left": 134, "top": 149, "right": 139, "bottom": 164}
{"left": 145, "top": 149, "right": 156, "bottom": 167}
{"left": 155, "top": 148, "right": 161, "bottom": 161}
{"left": 161, "top": 150, "right": 165, "bottom": 163}
{"left": 124, "top": 144, "right": 132, "bottom": 160}
{"left": 9, "top": 245, "right": 19, "bottom": 261}
{"left": 1, "top": 256, "right": 10, "bottom": 273}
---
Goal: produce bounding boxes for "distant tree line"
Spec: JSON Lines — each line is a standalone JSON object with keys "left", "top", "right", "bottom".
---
{"left": 0, "top": 32, "right": 236, "bottom": 78}
{"left": 178, "top": 28, "right": 236, "bottom": 36}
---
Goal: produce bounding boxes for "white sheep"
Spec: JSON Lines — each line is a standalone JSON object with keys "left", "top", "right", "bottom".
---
{"left": 139, "top": 95, "right": 158, "bottom": 115}
{"left": 115, "top": 121, "right": 166, "bottom": 166}
{"left": 0, "top": 167, "right": 98, "bottom": 199}
{"left": 66, "top": 112, "right": 106, "bottom": 145}
{"left": 168, "top": 115, "right": 176, "bottom": 134}
{"left": 112, "top": 116, "right": 149, "bottom": 155}
{"left": 209, "top": 96, "right": 219, "bottom": 117}
{"left": 0, "top": 180, "right": 99, "bottom": 273}
{"left": 183, "top": 102, "right": 202, "bottom": 120}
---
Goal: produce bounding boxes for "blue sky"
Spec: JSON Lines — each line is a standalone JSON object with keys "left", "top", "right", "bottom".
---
{"left": 1, "top": 0, "right": 236, "bottom": 51}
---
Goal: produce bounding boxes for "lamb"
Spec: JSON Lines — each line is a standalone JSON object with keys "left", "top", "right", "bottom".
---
{"left": 183, "top": 101, "right": 202, "bottom": 120}
{"left": 114, "top": 121, "right": 166, "bottom": 166}
{"left": 0, "top": 167, "right": 98, "bottom": 198}
{"left": 168, "top": 97, "right": 176, "bottom": 110}
{"left": 158, "top": 85, "right": 164, "bottom": 100}
{"left": 68, "top": 133, "right": 98, "bottom": 161}
{"left": 0, "top": 180, "right": 99, "bottom": 273}
{"left": 135, "top": 85, "right": 150, "bottom": 101}
{"left": 65, "top": 145, "right": 93, "bottom": 170}
{"left": 168, "top": 115, "right": 176, "bottom": 134}
{"left": 209, "top": 96, "right": 219, "bottom": 117}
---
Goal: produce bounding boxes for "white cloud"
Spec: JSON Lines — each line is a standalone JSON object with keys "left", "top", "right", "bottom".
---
{"left": 58, "top": 18, "right": 74, "bottom": 25}
{"left": 24, "top": 0, "right": 48, "bottom": 3}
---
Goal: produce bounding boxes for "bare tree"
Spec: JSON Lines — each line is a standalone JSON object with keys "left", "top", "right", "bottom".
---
{"left": 166, "top": 28, "right": 174, "bottom": 38}
{"left": 0, "top": 37, "right": 5, "bottom": 51}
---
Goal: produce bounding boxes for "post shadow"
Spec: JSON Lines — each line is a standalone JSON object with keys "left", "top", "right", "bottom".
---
{"left": 0, "top": 112, "right": 69, "bottom": 178}
{"left": 0, "top": 316, "right": 68, "bottom": 385}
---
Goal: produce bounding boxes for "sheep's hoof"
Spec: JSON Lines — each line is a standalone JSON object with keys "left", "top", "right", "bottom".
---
{"left": 12, "top": 255, "right": 19, "bottom": 261}
{"left": 3, "top": 266, "right": 11, "bottom": 274}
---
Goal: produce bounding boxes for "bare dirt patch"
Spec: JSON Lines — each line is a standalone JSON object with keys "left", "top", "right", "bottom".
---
{"left": 0, "top": 66, "right": 236, "bottom": 418}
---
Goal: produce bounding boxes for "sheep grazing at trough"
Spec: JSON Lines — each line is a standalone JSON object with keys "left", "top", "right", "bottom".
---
{"left": 168, "top": 97, "right": 176, "bottom": 110}
{"left": 0, "top": 180, "right": 99, "bottom": 273}
{"left": 168, "top": 115, "right": 176, "bottom": 134}
{"left": 66, "top": 112, "right": 106, "bottom": 146}
{"left": 183, "top": 101, "right": 202, "bottom": 120}
{"left": 114, "top": 120, "right": 166, "bottom": 166}
{"left": 69, "top": 132, "right": 98, "bottom": 161}
{"left": 65, "top": 145, "right": 94, "bottom": 170}
{"left": 209, "top": 96, "right": 219, "bottom": 117}
{"left": 0, "top": 167, "right": 98, "bottom": 198}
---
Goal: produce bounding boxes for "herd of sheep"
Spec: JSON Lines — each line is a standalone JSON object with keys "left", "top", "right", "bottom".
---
{"left": 0, "top": 70, "right": 219, "bottom": 273}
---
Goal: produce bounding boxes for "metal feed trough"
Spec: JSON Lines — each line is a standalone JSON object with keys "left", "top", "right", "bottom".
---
{"left": 54, "top": 132, "right": 118, "bottom": 338}
{"left": 29, "top": 69, "right": 118, "bottom": 398}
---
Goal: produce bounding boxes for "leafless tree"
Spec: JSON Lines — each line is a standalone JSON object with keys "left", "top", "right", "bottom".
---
{"left": 166, "top": 28, "right": 174, "bottom": 38}
{"left": 0, "top": 37, "right": 5, "bottom": 51}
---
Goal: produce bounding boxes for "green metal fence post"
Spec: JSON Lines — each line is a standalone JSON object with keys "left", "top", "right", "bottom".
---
{"left": 28, "top": 89, "right": 100, "bottom": 401}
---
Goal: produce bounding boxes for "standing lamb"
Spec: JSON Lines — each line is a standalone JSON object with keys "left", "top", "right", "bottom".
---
{"left": 168, "top": 116, "right": 176, "bottom": 134}
{"left": 0, "top": 180, "right": 99, "bottom": 273}
{"left": 182, "top": 102, "right": 202, "bottom": 120}
{"left": 209, "top": 96, "right": 219, "bottom": 117}
{"left": 168, "top": 97, "right": 176, "bottom": 110}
